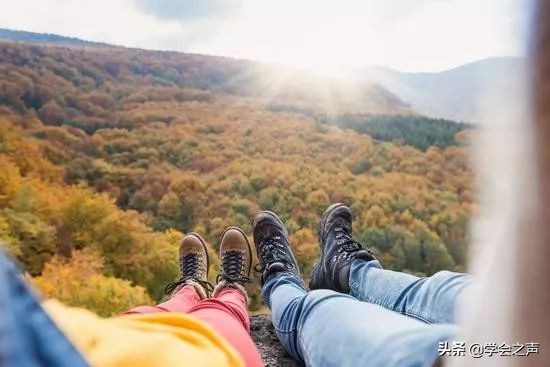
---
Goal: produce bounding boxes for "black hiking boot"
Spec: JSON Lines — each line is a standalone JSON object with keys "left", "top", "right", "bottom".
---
{"left": 164, "top": 233, "right": 213, "bottom": 298}
{"left": 213, "top": 227, "right": 252, "bottom": 298}
{"left": 309, "top": 203, "right": 376, "bottom": 293}
{"left": 252, "top": 211, "right": 300, "bottom": 285}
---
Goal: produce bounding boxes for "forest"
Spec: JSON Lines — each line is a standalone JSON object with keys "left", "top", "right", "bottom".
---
{"left": 0, "top": 41, "right": 475, "bottom": 314}
{"left": 320, "top": 114, "right": 471, "bottom": 151}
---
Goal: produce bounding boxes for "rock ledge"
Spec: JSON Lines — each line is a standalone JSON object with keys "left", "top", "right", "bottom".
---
{"left": 250, "top": 314, "right": 299, "bottom": 366}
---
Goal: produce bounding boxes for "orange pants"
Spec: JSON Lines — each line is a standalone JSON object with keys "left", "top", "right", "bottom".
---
{"left": 125, "top": 285, "right": 264, "bottom": 367}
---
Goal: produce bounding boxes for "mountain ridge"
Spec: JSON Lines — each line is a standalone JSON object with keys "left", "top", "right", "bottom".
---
{"left": 0, "top": 36, "right": 411, "bottom": 117}
{"left": 357, "top": 57, "right": 526, "bottom": 122}
{"left": 0, "top": 28, "right": 111, "bottom": 48}
{"left": 0, "top": 27, "right": 523, "bottom": 122}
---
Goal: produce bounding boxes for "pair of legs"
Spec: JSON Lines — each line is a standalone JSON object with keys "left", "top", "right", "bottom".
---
{"left": 125, "top": 228, "right": 263, "bottom": 367}
{"left": 264, "top": 261, "right": 470, "bottom": 366}
{"left": 125, "top": 284, "right": 262, "bottom": 367}
{"left": 252, "top": 204, "right": 472, "bottom": 367}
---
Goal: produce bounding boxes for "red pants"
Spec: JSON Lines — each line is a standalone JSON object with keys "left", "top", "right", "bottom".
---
{"left": 125, "top": 285, "right": 263, "bottom": 367}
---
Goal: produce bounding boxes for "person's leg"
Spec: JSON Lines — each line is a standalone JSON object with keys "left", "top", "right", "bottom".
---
{"left": 263, "top": 271, "right": 457, "bottom": 367}
{"left": 0, "top": 250, "right": 88, "bottom": 367}
{"left": 127, "top": 283, "right": 262, "bottom": 366}
{"left": 211, "top": 287, "right": 250, "bottom": 330}
{"left": 310, "top": 203, "right": 472, "bottom": 324}
{"left": 188, "top": 286, "right": 263, "bottom": 367}
{"left": 123, "top": 282, "right": 204, "bottom": 314}
{"left": 188, "top": 226, "right": 262, "bottom": 367}
{"left": 348, "top": 259, "right": 472, "bottom": 324}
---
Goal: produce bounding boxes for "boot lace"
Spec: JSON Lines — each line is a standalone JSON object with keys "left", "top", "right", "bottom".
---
{"left": 217, "top": 250, "right": 251, "bottom": 284}
{"left": 164, "top": 253, "right": 213, "bottom": 295}
{"left": 334, "top": 225, "right": 374, "bottom": 260}
{"left": 254, "top": 236, "right": 291, "bottom": 273}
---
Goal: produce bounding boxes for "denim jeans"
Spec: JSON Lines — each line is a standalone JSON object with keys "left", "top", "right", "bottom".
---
{"left": 0, "top": 250, "right": 88, "bottom": 367}
{"left": 262, "top": 259, "right": 472, "bottom": 367}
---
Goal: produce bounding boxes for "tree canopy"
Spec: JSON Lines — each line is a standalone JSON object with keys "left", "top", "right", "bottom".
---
{"left": 0, "top": 41, "right": 475, "bottom": 313}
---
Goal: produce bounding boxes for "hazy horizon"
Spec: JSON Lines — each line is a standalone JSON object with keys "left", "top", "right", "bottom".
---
{"left": 0, "top": 0, "right": 529, "bottom": 75}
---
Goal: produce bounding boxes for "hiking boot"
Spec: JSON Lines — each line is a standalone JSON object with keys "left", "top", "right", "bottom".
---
{"left": 164, "top": 233, "right": 213, "bottom": 298}
{"left": 252, "top": 211, "right": 300, "bottom": 285}
{"left": 213, "top": 227, "right": 252, "bottom": 298}
{"left": 309, "top": 203, "right": 376, "bottom": 293}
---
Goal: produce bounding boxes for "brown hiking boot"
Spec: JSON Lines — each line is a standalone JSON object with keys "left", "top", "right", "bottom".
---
{"left": 213, "top": 227, "right": 252, "bottom": 299}
{"left": 164, "top": 233, "right": 213, "bottom": 299}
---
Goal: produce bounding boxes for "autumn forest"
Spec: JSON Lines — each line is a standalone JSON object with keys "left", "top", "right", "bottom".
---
{"left": 0, "top": 41, "right": 475, "bottom": 313}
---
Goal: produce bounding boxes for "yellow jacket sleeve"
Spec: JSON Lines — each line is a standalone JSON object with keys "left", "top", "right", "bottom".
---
{"left": 43, "top": 300, "right": 244, "bottom": 367}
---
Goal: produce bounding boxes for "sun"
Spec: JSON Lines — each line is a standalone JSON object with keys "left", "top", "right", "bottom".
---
{"left": 284, "top": 54, "right": 354, "bottom": 78}
{"left": 220, "top": 0, "right": 363, "bottom": 78}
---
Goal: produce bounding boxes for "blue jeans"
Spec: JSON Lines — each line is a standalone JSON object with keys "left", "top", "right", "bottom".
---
{"left": 262, "top": 259, "right": 472, "bottom": 367}
{"left": 0, "top": 250, "right": 88, "bottom": 367}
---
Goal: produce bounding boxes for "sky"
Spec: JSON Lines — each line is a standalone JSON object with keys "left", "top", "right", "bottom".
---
{"left": 0, "top": 0, "right": 531, "bottom": 74}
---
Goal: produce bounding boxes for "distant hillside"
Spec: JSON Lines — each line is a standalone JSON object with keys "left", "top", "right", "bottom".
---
{"left": 358, "top": 57, "right": 526, "bottom": 122}
{"left": 0, "top": 28, "right": 109, "bottom": 47}
{"left": 0, "top": 28, "right": 522, "bottom": 123}
{"left": 0, "top": 29, "right": 409, "bottom": 116}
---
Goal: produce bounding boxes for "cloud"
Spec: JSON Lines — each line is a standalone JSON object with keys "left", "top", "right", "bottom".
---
{"left": 0, "top": 0, "right": 527, "bottom": 72}
{"left": 134, "top": 0, "right": 242, "bottom": 21}
{"left": 189, "top": 0, "right": 527, "bottom": 72}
